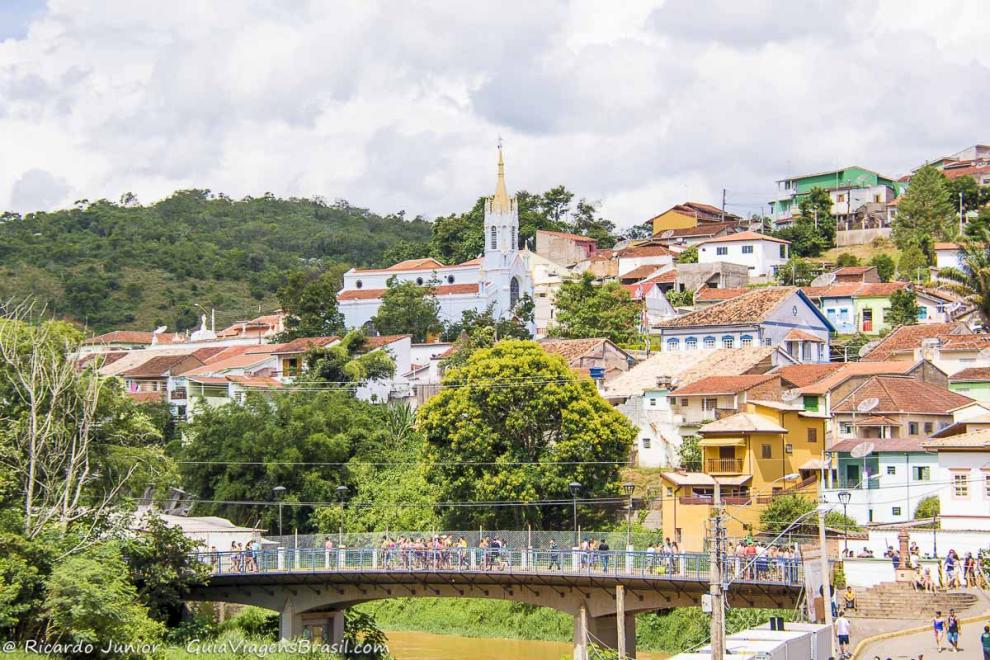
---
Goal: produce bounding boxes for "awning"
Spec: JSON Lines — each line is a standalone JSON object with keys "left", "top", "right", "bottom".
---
{"left": 699, "top": 437, "right": 745, "bottom": 447}
{"left": 799, "top": 458, "right": 828, "bottom": 470}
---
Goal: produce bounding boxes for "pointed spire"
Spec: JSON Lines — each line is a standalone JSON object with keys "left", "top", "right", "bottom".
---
{"left": 491, "top": 141, "right": 512, "bottom": 213}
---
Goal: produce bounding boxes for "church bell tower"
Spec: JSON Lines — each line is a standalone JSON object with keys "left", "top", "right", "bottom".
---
{"left": 483, "top": 144, "right": 519, "bottom": 271}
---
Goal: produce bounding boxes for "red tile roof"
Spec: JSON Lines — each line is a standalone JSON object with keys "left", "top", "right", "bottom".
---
{"left": 860, "top": 322, "right": 968, "bottom": 361}
{"left": 950, "top": 367, "right": 990, "bottom": 382}
{"left": 801, "top": 282, "right": 906, "bottom": 299}
{"left": 831, "top": 438, "right": 928, "bottom": 453}
{"left": 695, "top": 287, "right": 750, "bottom": 302}
{"left": 363, "top": 335, "right": 411, "bottom": 348}
{"left": 620, "top": 264, "right": 665, "bottom": 280}
{"left": 618, "top": 244, "right": 675, "bottom": 258}
{"left": 773, "top": 363, "right": 845, "bottom": 388}
{"left": 126, "top": 391, "right": 165, "bottom": 403}
{"left": 698, "top": 230, "right": 789, "bottom": 245}
{"left": 934, "top": 242, "right": 962, "bottom": 251}
{"left": 835, "top": 266, "right": 873, "bottom": 275}
{"left": 246, "top": 336, "right": 338, "bottom": 355}
{"left": 82, "top": 330, "right": 180, "bottom": 345}
{"left": 832, "top": 375, "right": 973, "bottom": 414}
{"left": 338, "top": 283, "right": 480, "bottom": 301}
{"left": 656, "top": 220, "right": 745, "bottom": 239}
{"left": 783, "top": 329, "right": 824, "bottom": 343}
{"left": 673, "top": 374, "right": 777, "bottom": 396}
{"left": 940, "top": 335, "right": 990, "bottom": 351}
{"left": 660, "top": 287, "right": 799, "bottom": 328}
{"left": 226, "top": 375, "right": 283, "bottom": 389}
{"left": 941, "top": 165, "right": 990, "bottom": 181}
{"left": 352, "top": 258, "right": 447, "bottom": 273}
{"left": 538, "top": 338, "right": 625, "bottom": 364}
{"left": 122, "top": 354, "right": 203, "bottom": 378}
{"left": 536, "top": 230, "right": 598, "bottom": 243}
{"left": 796, "top": 361, "right": 918, "bottom": 395}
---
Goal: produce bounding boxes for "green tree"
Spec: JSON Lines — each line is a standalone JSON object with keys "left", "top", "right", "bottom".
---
{"left": 885, "top": 288, "right": 920, "bottom": 328}
{"left": 429, "top": 200, "right": 486, "bottom": 265}
{"left": 677, "top": 436, "right": 701, "bottom": 469}
{"left": 835, "top": 253, "right": 860, "bottom": 267}
{"left": 947, "top": 176, "right": 989, "bottom": 215}
{"left": 571, "top": 199, "right": 617, "bottom": 248}
{"left": 869, "top": 254, "right": 896, "bottom": 282}
{"left": 759, "top": 494, "right": 858, "bottom": 536}
{"left": 120, "top": 513, "right": 210, "bottom": 626}
{"left": 621, "top": 221, "right": 654, "bottom": 241}
{"left": 378, "top": 240, "right": 430, "bottom": 268}
{"left": 892, "top": 164, "right": 955, "bottom": 254}
{"left": 180, "top": 391, "right": 383, "bottom": 534}
{"left": 897, "top": 245, "right": 929, "bottom": 282}
{"left": 0, "top": 533, "right": 48, "bottom": 641}
{"left": 775, "top": 188, "right": 834, "bottom": 257}
{"left": 665, "top": 289, "right": 694, "bottom": 308}
{"left": 417, "top": 340, "right": 635, "bottom": 529}
{"left": 275, "top": 268, "right": 347, "bottom": 340}
{"left": 370, "top": 277, "right": 442, "bottom": 342}
{"left": 776, "top": 258, "right": 817, "bottom": 286}
{"left": 549, "top": 272, "right": 641, "bottom": 344}
{"left": 304, "top": 331, "right": 396, "bottom": 384}
{"left": 676, "top": 246, "right": 698, "bottom": 264}
{"left": 44, "top": 544, "right": 164, "bottom": 650}
{"left": 936, "top": 225, "right": 990, "bottom": 325}
{"left": 914, "top": 495, "right": 940, "bottom": 523}
{"left": 441, "top": 300, "right": 533, "bottom": 343}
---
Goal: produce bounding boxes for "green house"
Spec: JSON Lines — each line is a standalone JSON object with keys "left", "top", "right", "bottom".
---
{"left": 770, "top": 165, "right": 908, "bottom": 224}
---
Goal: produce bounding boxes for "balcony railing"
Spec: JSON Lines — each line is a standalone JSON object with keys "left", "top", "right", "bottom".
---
{"left": 170, "top": 388, "right": 187, "bottom": 400}
{"left": 706, "top": 458, "right": 744, "bottom": 473}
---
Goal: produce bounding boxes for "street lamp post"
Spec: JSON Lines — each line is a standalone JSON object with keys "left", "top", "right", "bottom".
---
{"left": 272, "top": 486, "right": 286, "bottom": 537}
{"left": 569, "top": 481, "right": 582, "bottom": 548}
{"left": 336, "top": 485, "right": 349, "bottom": 549}
{"left": 623, "top": 483, "right": 635, "bottom": 549}
{"left": 838, "top": 490, "right": 852, "bottom": 557}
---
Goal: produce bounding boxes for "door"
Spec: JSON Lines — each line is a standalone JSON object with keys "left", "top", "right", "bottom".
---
{"left": 862, "top": 308, "right": 873, "bottom": 332}
{"left": 846, "top": 464, "right": 860, "bottom": 489}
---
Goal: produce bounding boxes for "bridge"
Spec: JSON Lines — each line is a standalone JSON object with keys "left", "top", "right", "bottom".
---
{"left": 188, "top": 543, "right": 806, "bottom": 658}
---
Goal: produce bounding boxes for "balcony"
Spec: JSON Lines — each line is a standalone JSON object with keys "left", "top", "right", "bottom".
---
{"left": 706, "top": 458, "right": 744, "bottom": 473}
{"left": 170, "top": 388, "right": 187, "bottom": 401}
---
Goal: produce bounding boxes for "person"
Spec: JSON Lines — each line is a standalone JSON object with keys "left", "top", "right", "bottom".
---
{"left": 980, "top": 624, "right": 990, "bottom": 660}
{"left": 599, "top": 538, "right": 610, "bottom": 572}
{"left": 932, "top": 610, "right": 945, "bottom": 653}
{"left": 547, "top": 539, "right": 561, "bottom": 571}
{"left": 890, "top": 549, "right": 901, "bottom": 570}
{"left": 645, "top": 542, "right": 656, "bottom": 574}
{"left": 835, "top": 610, "right": 851, "bottom": 656}
{"left": 843, "top": 585, "right": 856, "bottom": 611}
{"left": 946, "top": 609, "right": 960, "bottom": 652}
{"left": 965, "top": 553, "right": 976, "bottom": 587}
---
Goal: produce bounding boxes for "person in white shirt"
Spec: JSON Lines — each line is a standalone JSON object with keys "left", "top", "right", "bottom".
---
{"left": 835, "top": 611, "right": 851, "bottom": 655}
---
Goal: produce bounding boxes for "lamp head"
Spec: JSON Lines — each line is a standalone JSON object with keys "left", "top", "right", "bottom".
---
{"left": 837, "top": 490, "right": 852, "bottom": 504}
{"left": 569, "top": 481, "right": 582, "bottom": 497}
{"left": 272, "top": 485, "right": 286, "bottom": 498}
{"left": 335, "top": 485, "right": 349, "bottom": 501}
{"left": 623, "top": 482, "right": 635, "bottom": 496}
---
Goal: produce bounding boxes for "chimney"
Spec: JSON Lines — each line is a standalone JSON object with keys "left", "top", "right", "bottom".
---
{"left": 920, "top": 337, "right": 940, "bottom": 362}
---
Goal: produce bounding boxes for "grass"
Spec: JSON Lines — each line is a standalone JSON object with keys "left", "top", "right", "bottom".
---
{"left": 819, "top": 240, "right": 900, "bottom": 266}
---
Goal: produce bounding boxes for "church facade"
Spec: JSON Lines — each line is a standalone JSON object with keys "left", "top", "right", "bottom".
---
{"left": 337, "top": 148, "right": 534, "bottom": 331}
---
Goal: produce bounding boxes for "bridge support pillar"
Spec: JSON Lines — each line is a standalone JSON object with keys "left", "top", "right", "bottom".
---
{"left": 279, "top": 599, "right": 303, "bottom": 640}
{"left": 574, "top": 610, "right": 636, "bottom": 659}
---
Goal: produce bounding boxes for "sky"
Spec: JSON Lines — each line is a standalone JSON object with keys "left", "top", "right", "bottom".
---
{"left": 1, "top": 0, "right": 988, "bottom": 229}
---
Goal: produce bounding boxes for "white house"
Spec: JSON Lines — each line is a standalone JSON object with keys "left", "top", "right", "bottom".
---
{"left": 696, "top": 231, "right": 790, "bottom": 278}
{"left": 336, "top": 147, "right": 533, "bottom": 331}
{"left": 923, "top": 428, "right": 990, "bottom": 531}
{"left": 933, "top": 242, "right": 967, "bottom": 286}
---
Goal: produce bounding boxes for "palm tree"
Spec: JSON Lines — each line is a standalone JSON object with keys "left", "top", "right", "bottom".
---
{"left": 936, "top": 224, "right": 990, "bottom": 326}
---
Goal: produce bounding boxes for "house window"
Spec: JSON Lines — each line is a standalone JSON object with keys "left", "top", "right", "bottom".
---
{"left": 716, "top": 247, "right": 728, "bottom": 256}
{"left": 416, "top": 277, "right": 424, "bottom": 285}
{"left": 892, "top": 506, "right": 902, "bottom": 516}
{"left": 887, "top": 465, "right": 896, "bottom": 475}
{"left": 985, "top": 474, "right": 990, "bottom": 498}
{"left": 742, "top": 245, "right": 754, "bottom": 254}
{"left": 785, "top": 443, "right": 793, "bottom": 454}
{"left": 837, "top": 193, "right": 846, "bottom": 202}
{"left": 761, "top": 444, "right": 772, "bottom": 459}
{"left": 447, "top": 275, "right": 455, "bottom": 284}
{"left": 807, "top": 428, "right": 817, "bottom": 442}
{"left": 680, "top": 399, "right": 688, "bottom": 406}
{"left": 764, "top": 337, "right": 773, "bottom": 346}
{"left": 355, "top": 280, "right": 363, "bottom": 289}
{"left": 841, "top": 423, "right": 853, "bottom": 434}
{"left": 740, "top": 335, "right": 753, "bottom": 347}
{"left": 666, "top": 487, "right": 674, "bottom": 497}
{"left": 642, "top": 438, "right": 651, "bottom": 449}
{"left": 704, "top": 336, "right": 716, "bottom": 349}
{"left": 703, "top": 398, "right": 718, "bottom": 410}
{"left": 908, "top": 422, "right": 918, "bottom": 435}
{"left": 917, "top": 306, "right": 928, "bottom": 320}
{"left": 667, "top": 338, "right": 680, "bottom": 351}
{"left": 779, "top": 244, "right": 787, "bottom": 258}
{"left": 924, "top": 422, "right": 933, "bottom": 435}
{"left": 649, "top": 398, "right": 657, "bottom": 407}
{"left": 803, "top": 395, "right": 819, "bottom": 412}
{"left": 490, "top": 225, "right": 497, "bottom": 249}
{"left": 686, "top": 337, "right": 698, "bottom": 350}
{"left": 510, "top": 276, "right": 520, "bottom": 308}
{"left": 954, "top": 473, "right": 969, "bottom": 498}
{"left": 722, "top": 335, "right": 734, "bottom": 349}
{"left": 913, "top": 466, "right": 931, "bottom": 481}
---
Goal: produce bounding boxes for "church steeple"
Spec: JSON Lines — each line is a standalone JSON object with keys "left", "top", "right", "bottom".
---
{"left": 483, "top": 142, "right": 519, "bottom": 272}
{"left": 490, "top": 143, "right": 512, "bottom": 214}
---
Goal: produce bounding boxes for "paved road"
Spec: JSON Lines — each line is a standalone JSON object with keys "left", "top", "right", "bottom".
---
{"left": 859, "top": 615, "right": 990, "bottom": 658}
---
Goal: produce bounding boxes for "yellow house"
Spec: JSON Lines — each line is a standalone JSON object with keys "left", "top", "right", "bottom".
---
{"left": 650, "top": 201, "right": 741, "bottom": 235}
{"left": 658, "top": 401, "right": 827, "bottom": 551}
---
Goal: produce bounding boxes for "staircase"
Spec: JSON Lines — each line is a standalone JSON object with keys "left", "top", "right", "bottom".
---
{"left": 844, "top": 582, "right": 977, "bottom": 619}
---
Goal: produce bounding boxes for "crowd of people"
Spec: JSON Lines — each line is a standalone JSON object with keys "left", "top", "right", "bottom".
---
{"left": 848, "top": 544, "right": 984, "bottom": 591}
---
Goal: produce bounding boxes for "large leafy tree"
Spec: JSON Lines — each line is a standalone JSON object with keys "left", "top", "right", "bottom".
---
{"left": 885, "top": 288, "right": 920, "bottom": 327}
{"left": 417, "top": 340, "right": 636, "bottom": 529}
{"left": 937, "top": 225, "right": 990, "bottom": 325}
{"left": 892, "top": 164, "right": 955, "bottom": 256}
{"left": 275, "top": 267, "right": 348, "bottom": 340}
{"left": 179, "top": 391, "right": 384, "bottom": 534}
{"left": 303, "top": 331, "right": 396, "bottom": 384}
{"left": 371, "top": 277, "right": 442, "bottom": 341}
{"left": 869, "top": 254, "right": 896, "bottom": 282}
{"left": 776, "top": 257, "right": 817, "bottom": 286}
{"left": 774, "top": 187, "right": 834, "bottom": 257}
{"left": 548, "top": 272, "right": 641, "bottom": 344}
{"left": 759, "top": 494, "right": 857, "bottom": 536}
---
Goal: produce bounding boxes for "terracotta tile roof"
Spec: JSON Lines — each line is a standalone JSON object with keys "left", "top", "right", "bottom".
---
{"left": 695, "top": 287, "right": 750, "bottom": 302}
{"left": 536, "top": 230, "right": 598, "bottom": 242}
{"left": 644, "top": 269, "right": 677, "bottom": 284}
{"left": 352, "top": 258, "right": 447, "bottom": 273}
{"left": 82, "top": 330, "right": 180, "bottom": 345}
{"left": 934, "top": 242, "right": 962, "bottom": 251}
{"left": 660, "top": 287, "right": 799, "bottom": 328}
{"left": 122, "top": 354, "right": 203, "bottom": 378}
{"left": 77, "top": 351, "right": 129, "bottom": 370}
{"left": 182, "top": 349, "right": 276, "bottom": 376}
{"left": 773, "top": 363, "right": 844, "bottom": 387}
{"left": 835, "top": 266, "right": 873, "bottom": 275}
{"left": 923, "top": 428, "right": 990, "bottom": 450}
{"left": 457, "top": 257, "right": 481, "bottom": 267}
{"left": 940, "top": 335, "right": 990, "bottom": 351}
{"left": 338, "top": 283, "right": 480, "bottom": 301}
{"left": 658, "top": 221, "right": 744, "bottom": 239}
{"left": 941, "top": 165, "right": 990, "bottom": 181}
{"left": 226, "top": 375, "right": 284, "bottom": 389}
{"left": 673, "top": 374, "right": 777, "bottom": 396}
{"left": 860, "top": 322, "right": 968, "bottom": 361}
{"left": 246, "top": 336, "right": 338, "bottom": 355}
{"left": 796, "top": 360, "right": 918, "bottom": 395}
{"left": 802, "top": 282, "right": 906, "bottom": 299}
{"left": 126, "top": 391, "right": 165, "bottom": 403}
{"left": 832, "top": 375, "right": 973, "bottom": 414}
{"left": 191, "top": 347, "right": 227, "bottom": 361}
{"left": 950, "top": 367, "right": 990, "bottom": 382}
{"left": 363, "top": 335, "right": 411, "bottom": 349}
{"left": 187, "top": 376, "right": 230, "bottom": 385}
{"left": 831, "top": 438, "right": 928, "bottom": 453}
{"left": 698, "top": 230, "right": 789, "bottom": 245}
{"left": 217, "top": 313, "right": 284, "bottom": 337}
{"left": 620, "top": 264, "right": 665, "bottom": 280}
{"left": 618, "top": 244, "right": 674, "bottom": 258}
{"left": 851, "top": 415, "right": 900, "bottom": 426}
{"left": 783, "top": 329, "right": 824, "bottom": 343}
{"left": 699, "top": 412, "right": 787, "bottom": 434}
{"left": 539, "top": 338, "right": 611, "bottom": 363}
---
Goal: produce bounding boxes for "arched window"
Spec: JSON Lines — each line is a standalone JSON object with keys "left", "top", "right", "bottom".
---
{"left": 722, "top": 335, "right": 734, "bottom": 349}
{"left": 666, "top": 338, "right": 680, "bottom": 351}
{"left": 490, "top": 225, "right": 497, "bottom": 249}
{"left": 703, "top": 336, "right": 716, "bottom": 349}
{"left": 509, "top": 277, "right": 520, "bottom": 309}
{"left": 355, "top": 280, "right": 362, "bottom": 289}
{"left": 447, "top": 275, "right": 455, "bottom": 284}
{"left": 416, "top": 277, "right": 424, "bottom": 286}
{"left": 686, "top": 337, "right": 698, "bottom": 350}
{"left": 740, "top": 334, "right": 753, "bottom": 347}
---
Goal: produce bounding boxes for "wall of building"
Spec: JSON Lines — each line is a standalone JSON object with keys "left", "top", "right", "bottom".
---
{"left": 835, "top": 227, "right": 891, "bottom": 247}
{"left": 935, "top": 248, "right": 965, "bottom": 272}
{"left": 658, "top": 490, "right": 764, "bottom": 552}
{"left": 820, "top": 297, "right": 855, "bottom": 334}
{"left": 949, "top": 380, "right": 990, "bottom": 402}
{"left": 617, "top": 390, "right": 682, "bottom": 468}
{"left": 825, "top": 452, "right": 945, "bottom": 525}
{"left": 651, "top": 210, "right": 697, "bottom": 233}
{"left": 698, "top": 239, "right": 788, "bottom": 277}
{"left": 675, "top": 262, "right": 750, "bottom": 293}
{"left": 934, "top": 450, "right": 990, "bottom": 531}
{"left": 535, "top": 232, "right": 596, "bottom": 267}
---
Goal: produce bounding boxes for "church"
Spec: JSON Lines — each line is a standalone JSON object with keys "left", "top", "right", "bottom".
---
{"left": 336, "top": 147, "right": 534, "bottom": 332}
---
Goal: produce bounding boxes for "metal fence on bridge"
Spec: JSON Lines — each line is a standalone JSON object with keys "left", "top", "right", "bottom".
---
{"left": 264, "top": 530, "right": 665, "bottom": 552}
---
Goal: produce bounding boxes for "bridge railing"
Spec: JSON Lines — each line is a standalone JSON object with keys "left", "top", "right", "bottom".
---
{"left": 194, "top": 547, "right": 805, "bottom": 587}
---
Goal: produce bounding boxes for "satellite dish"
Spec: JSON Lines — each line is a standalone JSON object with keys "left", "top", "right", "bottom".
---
{"left": 809, "top": 271, "right": 837, "bottom": 287}
{"left": 858, "top": 340, "right": 880, "bottom": 358}
{"left": 780, "top": 389, "right": 802, "bottom": 402}
{"left": 153, "top": 325, "right": 168, "bottom": 335}
{"left": 850, "top": 442, "right": 875, "bottom": 459}
{"left": 857, "top": 397, "right": 880, "bottom": 414}
{"left": 660, "top": 229, "right": 675, "bottom": 239}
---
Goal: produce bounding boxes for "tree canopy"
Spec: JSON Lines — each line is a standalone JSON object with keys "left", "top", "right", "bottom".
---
{"left": 275, "top": 268, "right": 347, "bottom": 340}
{"left": 885, "top": 288, "right": 920, "bottom": 328}
{"left": 371, "top": 277, "right": 442, "bottom": 342}
{"left": 548, "top": 272, "right": 641, "bottom": 344}
{"left": 417, "top": 340, "right": 635, "bottom": 529}
{"left": 892, "top": 165, "right": 955, "bottom": 255}
{"left": 774, "top": 187, "right": 835, "bottom": 257}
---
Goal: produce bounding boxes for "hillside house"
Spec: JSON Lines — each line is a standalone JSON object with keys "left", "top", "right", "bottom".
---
{"left": 696, "top": 231, "right": 789, "bottom": 278}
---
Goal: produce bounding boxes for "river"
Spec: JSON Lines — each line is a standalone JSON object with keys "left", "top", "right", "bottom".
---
{"left": 383, "top": 630, "right": 670, "bottom": 660}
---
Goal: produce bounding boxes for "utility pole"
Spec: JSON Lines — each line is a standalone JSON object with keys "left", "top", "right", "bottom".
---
{"left": 616, "top": 585, "right": 626, "bottom": 660}
{"left": 721, "top": 189, "right": 726, "bottom": 222}
{"left": 709, "top": 480, "right": 725, "bottom": 659}
{"left": 818, "top": 481, "right": 835, "bottom": 657}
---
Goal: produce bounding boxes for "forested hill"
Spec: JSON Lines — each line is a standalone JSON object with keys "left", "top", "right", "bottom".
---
{"left": 0, "top": 190, "right": 432, "bottom": 333}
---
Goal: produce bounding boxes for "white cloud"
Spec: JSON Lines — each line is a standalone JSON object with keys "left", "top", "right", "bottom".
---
{"left": 0, "top": 0, "right": 987, "bottom": 229}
